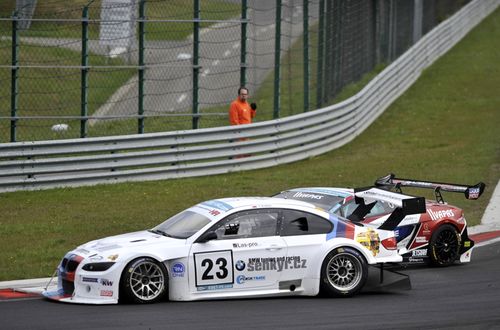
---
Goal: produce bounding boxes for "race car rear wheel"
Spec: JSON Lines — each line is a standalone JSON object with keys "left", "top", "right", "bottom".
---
{"left": 428, "top": 224, "right": 461, "bottom": 267}
{"left": 120, "top": 257, "right": 168, "bottom": 303}
{"left": 320, "top": 247, "right": 367, "bottom": 297}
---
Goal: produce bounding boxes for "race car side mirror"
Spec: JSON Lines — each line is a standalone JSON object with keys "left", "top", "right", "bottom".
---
{"left": 197, "top": 231, "right": 218, "bottom": 243}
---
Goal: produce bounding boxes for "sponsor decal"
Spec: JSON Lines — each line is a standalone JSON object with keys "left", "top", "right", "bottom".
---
{"left": 412, "top": 249, "right": 427, "bottom": 257}
{"left": 422, "top": 223, "right": 431, "bottom": 235}
{"left": 107, "top": 254, "right": 119, "bottom": 261}
{"left": 172, "top": 262, "right": 185, "bottom": 277}
{"left": 100, "top": 279, "right": 113, "bottom": 286}
{"left": 292, "top": 192, "right": 324, "bottom": 200}
{"left": 247, "top": 256, "right": 307, "bottom": 272}
{"left": 197, "top": 284, "right": 233, "bottom": 291}
{"left": 100, "top": 290, "right": 113, "bottom": 297}
{"left": 209, "top": 209, "right": 220, "bottom": 216}
{"left": 415, "top": 236, "right": 428, "bottom": 243}
{"left": 356, "top": 228, "right": 380, "bottom": 256}
{"left": 82, "top": 277, "right": 98, "bottom": 283}
{"left": 428, "top": 208, "right": 455, "bottom": 221}
{"left": 468, "top": 187, "right": 480, "bottom": 199}
{"left": 236, "top": 275, "right": 266, "bottom": 284}
{"left": 233, "top": 242, "right": 258, "bottom": 249}
{"left": 464, "top": 241, "right": 471, "bottom": 248}
{"left": 408, "top": 257, "right": 424, "bottom": 263}
{"left": 235, "top": 260, "right": 246, "bottom": 271}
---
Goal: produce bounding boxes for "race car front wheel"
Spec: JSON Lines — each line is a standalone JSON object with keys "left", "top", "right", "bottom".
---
{"left": 428, "top": 224, "right": 460, "bottom": 267}
{"left": 120, "top": 257, "right": 168, "bottom": 303}
{"left": 320, "top": 247, "right": 367, "bottom": 297}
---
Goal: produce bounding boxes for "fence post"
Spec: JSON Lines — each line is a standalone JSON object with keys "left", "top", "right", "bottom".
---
{"left": 138, "top": 0, "right": 146, "bottom": 134}
{"left": 273, "top": 0, "right": 281, "bottom": 119}
{"left": 332, "top": 0, "right": 342, "bottom": 98}
{"left": 316, "top": 0, "right": 325, "bottom": 109}
{"left": 10, "top": 12, "right": 19, "bottom": 142}
{"left": 192, "top": 0, "right": 200, "bottom": 129}
{"left": 303, "top": 0, "right": 309, "bottom": 112}
{"left": 80, "top": 6, "right": 89, "bottom": 138}
{"left": 413, "top": 0, "right": 423, "bottom": 43}
{"left": 324, "top": 0, "right": 333, "bottom": 100}
{"left": 388, "top": 0, "right": 396, "bottom": 61}
{"left": 240, "top": 0, "right": 247, "bottom": 87}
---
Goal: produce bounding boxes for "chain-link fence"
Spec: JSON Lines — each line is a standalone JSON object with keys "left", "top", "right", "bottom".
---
{"left": 0, "top": 0, "right": 470, "bottom": 142}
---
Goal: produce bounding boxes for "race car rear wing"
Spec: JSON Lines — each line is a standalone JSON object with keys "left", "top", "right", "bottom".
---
{"left": 375, "top": 173, "right": 485, "bottom": 203}
{"left": 349, "top": 187, "right": 426, "bottom": 231}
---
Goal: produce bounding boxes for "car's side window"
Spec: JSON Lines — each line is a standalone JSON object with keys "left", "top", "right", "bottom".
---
{"left": 280, "top": 209, "right": 332, "bottom": 236}
{"left": 214, "top": 209, "right": 279, "bottom": 240}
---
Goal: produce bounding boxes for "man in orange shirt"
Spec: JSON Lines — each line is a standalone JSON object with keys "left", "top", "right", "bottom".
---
{"left": 229, "top": 87, "right": 256, "bottom": 125}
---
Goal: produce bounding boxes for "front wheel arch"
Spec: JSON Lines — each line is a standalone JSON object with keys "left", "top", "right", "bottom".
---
{"left": 119, "top": 257, "right": 168, "bottom": 304}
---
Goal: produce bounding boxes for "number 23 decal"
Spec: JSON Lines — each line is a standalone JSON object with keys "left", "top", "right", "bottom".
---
{"left": 201, "top": 257, "right": 228, "bottom": 280}
{"left": 194, "top": 250, "right": 234, "bottom": 287}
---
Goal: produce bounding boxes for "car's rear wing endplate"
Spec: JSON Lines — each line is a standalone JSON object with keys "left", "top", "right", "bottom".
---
{"left": 350, "top": 187, "right": 426, "bottom": 231}
{"left": 375, "top": 173, "right": 485, "bottom": 200}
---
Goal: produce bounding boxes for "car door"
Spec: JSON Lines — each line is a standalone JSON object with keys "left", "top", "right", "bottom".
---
{"left": 279, "top": 209, "right": 333, "bottom": 282}
{"left": 188, "top": 208, "right": 287, "bottom": 295}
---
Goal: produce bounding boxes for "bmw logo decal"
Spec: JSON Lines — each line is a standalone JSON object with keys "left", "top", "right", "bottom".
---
{"left": 235, "top": 260, "right": 246, "bottom": 271}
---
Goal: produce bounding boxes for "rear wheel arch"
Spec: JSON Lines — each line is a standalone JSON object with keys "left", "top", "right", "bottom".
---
{"left": 428, "top": 223, "right": 461, "bottom": 267}
{"left": 319, "top": 246, "right": 369, "bottom": 297}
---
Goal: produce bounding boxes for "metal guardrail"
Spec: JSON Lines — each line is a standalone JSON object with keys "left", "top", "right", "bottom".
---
{"left": 0, "top": 0, "right": 498, "bottom": 193}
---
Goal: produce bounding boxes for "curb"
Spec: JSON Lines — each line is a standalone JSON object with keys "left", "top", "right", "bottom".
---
{"left": 0, "top": 277, "right": 52, "bottom": 290}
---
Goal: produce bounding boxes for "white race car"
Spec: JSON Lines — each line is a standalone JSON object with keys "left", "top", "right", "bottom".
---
{"left": 43, "top": 188, "right": 420, "bottom": 304}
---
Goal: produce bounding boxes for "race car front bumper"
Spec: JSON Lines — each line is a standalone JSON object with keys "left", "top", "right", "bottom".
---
{"left": 42, "top": 252, "right": 121, "bottom": 304}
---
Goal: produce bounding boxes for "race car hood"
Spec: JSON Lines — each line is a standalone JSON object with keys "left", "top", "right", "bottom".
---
{"left": 77, "top": 230, "right": 185, "bottom": 255}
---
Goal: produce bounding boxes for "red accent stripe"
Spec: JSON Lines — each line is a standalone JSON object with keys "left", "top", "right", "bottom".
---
{"left": 0, "top": 289, "right": 39, "bottom": 299}
{"left": 345, "top": 222, "right": 355, "bottom": 239}
{"left": 470, "top": 230, "right": 500, "bottom": 243}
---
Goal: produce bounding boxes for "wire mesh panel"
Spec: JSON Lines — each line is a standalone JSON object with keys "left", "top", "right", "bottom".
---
{"left": 0, "top": 0, "right": 476, "bottom": 142}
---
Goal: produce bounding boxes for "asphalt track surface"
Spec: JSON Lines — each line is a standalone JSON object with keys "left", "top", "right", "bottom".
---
{"left": 2, "top": 241, "right": 499, "bottom": 330}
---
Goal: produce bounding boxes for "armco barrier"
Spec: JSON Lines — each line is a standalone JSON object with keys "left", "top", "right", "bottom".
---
{"left": 0, "top": 0, "right": 498, "bottom": 193}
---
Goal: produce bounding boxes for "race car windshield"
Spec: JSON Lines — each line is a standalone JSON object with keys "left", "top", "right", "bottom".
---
{"left": 152, "top": 210, "right": 211, "bottom": 239}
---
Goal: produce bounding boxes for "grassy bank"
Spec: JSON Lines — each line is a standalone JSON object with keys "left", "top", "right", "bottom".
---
{"left": 0, "top": 8, "right": 499, "bottom": 281}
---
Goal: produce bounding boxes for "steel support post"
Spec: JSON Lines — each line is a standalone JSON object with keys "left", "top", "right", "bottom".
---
{"left": 273, "top": 0, "right": 282, "bottom": 119}
{"left": 80, "top": 6, "right": 89, "bottom": 138}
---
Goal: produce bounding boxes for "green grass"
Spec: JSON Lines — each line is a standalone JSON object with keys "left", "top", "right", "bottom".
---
{"left": 0, "top": 0, "right": 240, "bottom": 41}
{"left": 0, "top": 38, "right": 135, "bottom": 142}
{"left": 0, "top": 8, "right": 499, "bottom": 281}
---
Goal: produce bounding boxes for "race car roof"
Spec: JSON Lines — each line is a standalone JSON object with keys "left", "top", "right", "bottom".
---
{"left": 283, "top": 187, "right": 353, "bottom": 197}
{"left": 197, "top": 196, "right": 319, "bottom": 213}
{"left": 272, "top": 187, "right": 353, "bottom": 211}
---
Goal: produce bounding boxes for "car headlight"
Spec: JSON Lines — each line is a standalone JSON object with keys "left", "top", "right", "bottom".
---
{"left": 82, "top": 262, "right": 115, "bottom": 272}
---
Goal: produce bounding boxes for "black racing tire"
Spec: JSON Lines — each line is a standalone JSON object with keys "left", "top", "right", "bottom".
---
{"left": 120, "top": 257, "right": 168, "bottom": 304}
{"left": 428, "top": 224, "right": 461, "bottom": 267}
{"left": 320, "top": 247, "right": 368, "bottom": 297}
